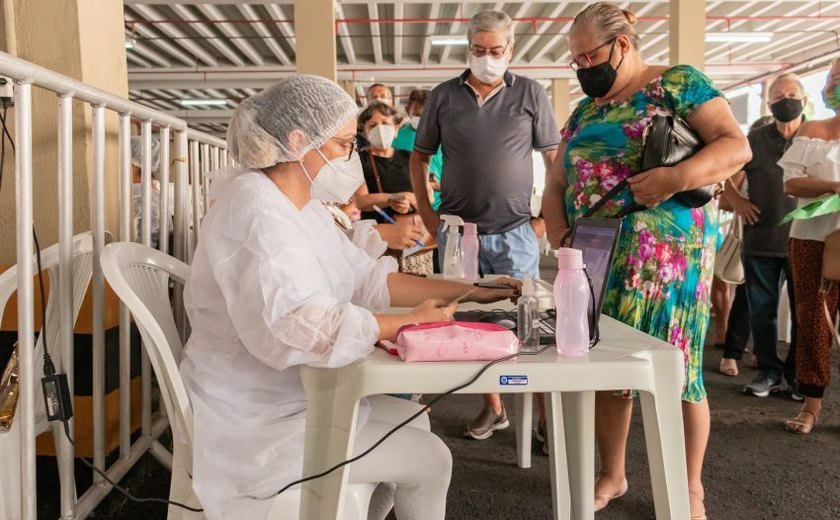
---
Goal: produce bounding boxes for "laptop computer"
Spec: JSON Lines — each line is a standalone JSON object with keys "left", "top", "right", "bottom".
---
{"left": 537, "top": 218, "right": 622, "bottom": 343}
{"left": 454, "top": 218, "right": 621, "bottom": 345}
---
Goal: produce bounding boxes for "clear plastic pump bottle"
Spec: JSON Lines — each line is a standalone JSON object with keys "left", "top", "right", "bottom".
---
{"left": 440, "top": 215, "right": 465, "bottom": 279}
{"left": 517, "top": 275, "right": 540, "bottom": 353}
{"left": 461, "top": 223, "right": 480, "bottom": 282}
{"left": 553, "top": 248, "right": 590, "bottom": 356}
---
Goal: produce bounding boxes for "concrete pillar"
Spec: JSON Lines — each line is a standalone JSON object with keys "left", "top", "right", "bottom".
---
{"left": 294, "top": 0, "right": 337, "bottom": 80}
{"left": 338, "top": 79, "right": 357, "bottom": 104}
{"left": 551, "top": 79, "right": 570, "bottom": 128}
{"left": 669, "top": 0, "right": 706, "bottom": 71}
{"left": 0, "top": 0, "right": 128, "bottom": 264}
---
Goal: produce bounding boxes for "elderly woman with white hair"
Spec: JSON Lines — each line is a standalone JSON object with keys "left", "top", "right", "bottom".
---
{"left": 180, "top": 75, "right": 519, "bottom": 520}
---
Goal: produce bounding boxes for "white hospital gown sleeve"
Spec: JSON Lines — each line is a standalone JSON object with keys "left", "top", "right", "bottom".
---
{"left": 347, "top": 219, "right": 389, "bottom": 260}
{"left": 339, "top": 228, "right": 398, "bottom": 312}
{"left": 212, "top": 218, "right": 381, "bottom": 371}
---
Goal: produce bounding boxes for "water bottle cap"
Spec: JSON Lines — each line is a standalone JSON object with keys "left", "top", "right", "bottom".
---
{"left": 556, "top": 247, "right": 584, "bottom": 269}
{"left": 464, "top": 223, "right": 477, "bottom": 235}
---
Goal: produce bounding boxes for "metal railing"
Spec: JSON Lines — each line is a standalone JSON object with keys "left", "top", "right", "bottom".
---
{"left": 0, "top": 50, "right": 227, "bottom": 520}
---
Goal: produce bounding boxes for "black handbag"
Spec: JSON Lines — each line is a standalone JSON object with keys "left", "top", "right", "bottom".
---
{"left": 640, "top": 114, "right": 715, "bottom": 208}
{"left": 583, "top": 114, "right": 714, "bottom": 219}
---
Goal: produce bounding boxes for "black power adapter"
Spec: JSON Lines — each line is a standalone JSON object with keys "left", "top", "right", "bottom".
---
{"left": 41, "top": 371, "right": 73, "bottom": 423}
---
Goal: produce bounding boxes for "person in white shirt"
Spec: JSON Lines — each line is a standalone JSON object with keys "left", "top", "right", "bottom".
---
{"left": 778, "top": 58, "right": 840, "bottom": 435}
{"left": 180, "top": 74, "right": 519, "bottom": 520}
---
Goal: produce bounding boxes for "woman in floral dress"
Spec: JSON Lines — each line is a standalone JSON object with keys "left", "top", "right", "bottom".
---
{"left": 542, "top": 4, "right": 751, "bottom": 519}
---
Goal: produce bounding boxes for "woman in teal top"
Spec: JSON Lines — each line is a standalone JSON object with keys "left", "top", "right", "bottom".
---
{"left": 542, "top": 4, "right": 751, "bottom": 519}
{"left": 393, "top": 88, "right": 444, "bottom": 210}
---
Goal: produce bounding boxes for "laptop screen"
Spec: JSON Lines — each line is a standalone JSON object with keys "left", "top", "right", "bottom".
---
{"left": 570, "top": 218, "right": 621, "bottom": 325}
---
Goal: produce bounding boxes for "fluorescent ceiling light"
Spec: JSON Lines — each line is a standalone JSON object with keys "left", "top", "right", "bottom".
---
{"left": 706, "top": 32, "right": 772, "bottom": 43}
{"left": 431, "top": 36, "right": 469, "bottom": 46}
{"left": 125, "top": 37, "right": 136, "bottom": 49}
{"left": 179, "top": 99, "right": 228, "bottom": 107}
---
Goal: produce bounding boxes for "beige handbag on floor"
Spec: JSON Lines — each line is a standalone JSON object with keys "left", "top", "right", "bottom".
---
{"left": 715, "top": 216, "right": 744, "bottom": 284}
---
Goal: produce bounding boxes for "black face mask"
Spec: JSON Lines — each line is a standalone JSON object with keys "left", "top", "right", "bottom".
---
{"left": 770, "top": 98, "right": 804, "bottom": 123}
{"left": 576, "top": 40, "right": 625, "bottom": 99}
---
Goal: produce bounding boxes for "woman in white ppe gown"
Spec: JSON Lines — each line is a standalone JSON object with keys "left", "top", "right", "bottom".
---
{"left": 180, "top": 75, "right": 519, "bottom": 520}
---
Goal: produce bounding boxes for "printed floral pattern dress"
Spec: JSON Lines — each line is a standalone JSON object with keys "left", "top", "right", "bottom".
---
{"left": 562, "top": 65, "right": 723, "bottom": 402}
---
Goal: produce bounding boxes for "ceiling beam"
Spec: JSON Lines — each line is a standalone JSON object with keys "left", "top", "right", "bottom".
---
{"left": 394, "top": 0, "right": 404, "bottom": 65}
{"left": 129, "top": 62, "right": 786, "bottom": 92}
{"left": 420, "top": 2, "right": 441, "bottom": 65}
{"left": 368, "top": 2, "right": 384, "bottom": 64}
{"left": 335, "top": 3, "right": 357, "bottom": 64}
{"left": 163, "top": 109, "right": 234, "bottom": 124}
{"left": 170, "top": 4, "right": 246, "bottom": 66}
{"left": 129, "top": 41, "right": 171, "bottom": 67}
{"left": 237, "top": 4, "right": 292, "bottom": 65}
{"left": 195, "top": 4, "right": 265, "bottom": 66}
{"left": 127, "top": 5, "right": 218, "bottom": 66}
{"left": 264, "top": 3, "right": 296, "bottom": 50}
{"left": 512, "top": 4, "right": 566, "bottom": 64}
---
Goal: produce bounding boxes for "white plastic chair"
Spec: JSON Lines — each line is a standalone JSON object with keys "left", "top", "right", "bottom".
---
{"left": 100, "top": 242, "right": 376, "bottom": 520}
{"left": 0, "top": 232, "right": 94, "bottom": 520}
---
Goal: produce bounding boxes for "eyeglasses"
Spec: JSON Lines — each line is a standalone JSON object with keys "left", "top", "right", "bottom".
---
{"left": 468, "top": 42, "right": 510, "bottom": 59}
{"left": 330, "top": 136, "right": 358, "bottom": 161}
{"left": 569, "top": 39, "right": 616, "bottom": 71}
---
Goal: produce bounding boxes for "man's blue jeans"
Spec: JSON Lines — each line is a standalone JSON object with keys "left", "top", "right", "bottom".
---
{"left": 743, "top": 254, "right": 797, "bottom": 383}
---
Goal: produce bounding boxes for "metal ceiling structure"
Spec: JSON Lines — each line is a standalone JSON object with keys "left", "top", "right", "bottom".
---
{"left": 122, "top": 0, "right": 840, "bottom": 135}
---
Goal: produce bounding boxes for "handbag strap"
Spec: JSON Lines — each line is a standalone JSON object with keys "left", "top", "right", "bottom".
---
{"left": 367, "top": 150, "right": 385, "bottom": 194}
{"left": 824, "top": 296, "right": 840, "bottom": 349}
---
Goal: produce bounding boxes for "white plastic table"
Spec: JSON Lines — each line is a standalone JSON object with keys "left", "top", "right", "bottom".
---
{"left": 299, "top": 313, "right": 690, "bottom": 520}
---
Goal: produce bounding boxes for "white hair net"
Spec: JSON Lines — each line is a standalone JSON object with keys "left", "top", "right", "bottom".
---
{"left": 226, "top": 75, "right": 359, "bottom": 169}
{"left": 130, "top": 136, "right": 161, "bottom": 171}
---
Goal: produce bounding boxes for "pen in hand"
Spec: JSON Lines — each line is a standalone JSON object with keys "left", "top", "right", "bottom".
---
{"left": 372, "top": 205, "right": 425, "bottom": 249}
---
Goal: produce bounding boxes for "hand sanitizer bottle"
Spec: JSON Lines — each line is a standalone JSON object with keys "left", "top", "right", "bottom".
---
{"left": 517, "top": 275, "right": 540, "bottom": 353}
{"left": 440, "top": 215, "right": 465, "bottom": 279}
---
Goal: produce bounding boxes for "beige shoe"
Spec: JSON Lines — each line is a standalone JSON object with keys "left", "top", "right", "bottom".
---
{"left": 719, "top": 358, "right": 738, "bottom": 377}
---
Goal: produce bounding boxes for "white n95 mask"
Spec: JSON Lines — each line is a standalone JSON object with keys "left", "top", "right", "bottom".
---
{"left": 409, "top": 116, "right": 422, "bottom": 130}
{"left": 470, "top": 55, "right": 508, "bottom": 85}
{"left": 368, "top": 124, "right": 396, "bottom": 150}
{"left": 302, "top": 149, "right": 365, "bottom": 204}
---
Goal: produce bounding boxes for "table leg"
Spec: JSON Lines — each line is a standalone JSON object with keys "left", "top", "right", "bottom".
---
{"left": 514, "top": 392, "right": 533, "bottom": 469}
{"left": 639, "top": 357, "right": 690, "bottom": 520}
{"left": 300, "top": 377, "right": 362, "bottom": 520}
{"left": 546, "top": 392, "right": 571, "bottom": 520}
{"left": 562, "top": 391, "right": 594, "bottom": 520}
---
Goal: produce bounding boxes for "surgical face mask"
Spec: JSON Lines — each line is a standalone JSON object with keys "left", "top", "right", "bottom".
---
{"left": 409, "top": 116, "right": 422, "bottom": 129}
{"left": 470, "top": 54, "right": 508, "bottom": 85}
{"left": 369, "top": 96, "right": 392, "bottom": 106}
{"left": 301, "top": 149, "right": 364, "bottom": 204}
{"left": 823, "top": 84, "right": 840, "bottom": 109}
{"left": 770, "top": 98, "right": 804, "bottom": 123}
{"left": 576, "top": 41, "right": 625, "bottom": 99}
{"left": 367, "top": 124, "right": 396, "bottom": 150}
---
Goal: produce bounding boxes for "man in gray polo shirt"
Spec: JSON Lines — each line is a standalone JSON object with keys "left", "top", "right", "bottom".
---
{"left": 410, "top": 10, "right": 560, "bottom": 440}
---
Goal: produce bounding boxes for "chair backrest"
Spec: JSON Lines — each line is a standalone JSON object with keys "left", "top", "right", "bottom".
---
{"left": 0, "top": 232, "right": 94, "bottom": 430}
{"left": 100, "top": 242, "right": 194, "bottom": 468}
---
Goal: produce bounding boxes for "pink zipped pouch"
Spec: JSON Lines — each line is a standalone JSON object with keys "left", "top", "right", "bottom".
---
{"left": 395, "top": 321, "right": 518, "bottom": 362}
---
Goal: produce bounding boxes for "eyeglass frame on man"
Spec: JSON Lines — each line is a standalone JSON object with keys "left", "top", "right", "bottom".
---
{"left": 569, "top": 38, "right": 617, "bottom": 71}
{"left": 468, "top": 41, "right": 511, "bottom": 59}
